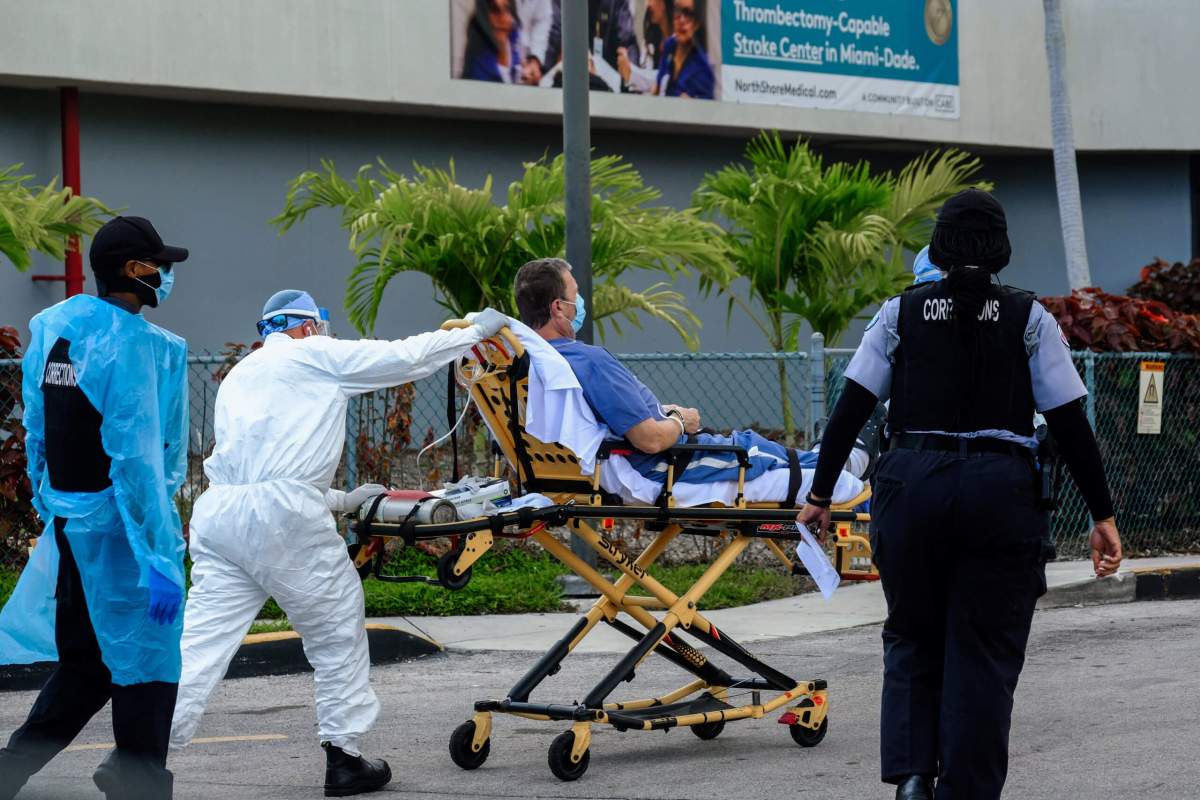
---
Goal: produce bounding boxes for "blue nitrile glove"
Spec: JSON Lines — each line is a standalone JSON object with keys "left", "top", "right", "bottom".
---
{"left": 147, "top": 567, "right": 183, "bottom": 626}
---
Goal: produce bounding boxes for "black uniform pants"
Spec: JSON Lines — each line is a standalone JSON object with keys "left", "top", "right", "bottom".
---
{"left": 0, "top": 520, "right": 177, "bottom": 799}
{"left": 871, "top": 449, "right": 1048, "bottom": 800}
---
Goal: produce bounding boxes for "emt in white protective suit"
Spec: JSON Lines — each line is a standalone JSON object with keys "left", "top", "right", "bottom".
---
{"left": 170, "top": 290, "right": 507, "bottom": 797}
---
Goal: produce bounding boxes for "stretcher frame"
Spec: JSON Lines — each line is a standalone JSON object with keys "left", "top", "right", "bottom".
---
{"left": 353, "top": 324, "right": 876, "bottom": 781}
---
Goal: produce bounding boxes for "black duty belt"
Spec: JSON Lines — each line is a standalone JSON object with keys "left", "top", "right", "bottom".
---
{"left": 892, "top": 432, "right": 1033, "bottom": 461}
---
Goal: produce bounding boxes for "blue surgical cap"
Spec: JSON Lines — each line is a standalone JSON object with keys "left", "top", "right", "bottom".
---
{"left": 912, "top": 246, "right": 944, "bottom": 285}
{"left": 259, "top": 289, "right": 321, "bottom": 333}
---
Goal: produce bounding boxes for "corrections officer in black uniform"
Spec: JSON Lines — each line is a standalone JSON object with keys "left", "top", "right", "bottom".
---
{"left": 798, "top": 189, "right": 1123, "bottom": 800}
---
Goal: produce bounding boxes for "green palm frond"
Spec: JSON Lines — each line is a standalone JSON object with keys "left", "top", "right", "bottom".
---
{"left": 885, "top": 149, "right": 989, "bottom": 248}
{"left": 695, "top": 132, "right": 987, "bottom": 435}
{"left": 0, "top": 164, "right": 112, "bottom": 271}
{"left": 275, "top": 154, "right": 731, "bottom": 345}
{"left": 696, "top": 131, "right": 987, "bottom": 345}
{"left": 593, "top": 281, "right": 702, "bottom": 351}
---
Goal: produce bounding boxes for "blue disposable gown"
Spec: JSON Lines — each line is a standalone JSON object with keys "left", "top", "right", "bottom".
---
{"left": 0, "top": 295, "right": 188, "bottom": 685}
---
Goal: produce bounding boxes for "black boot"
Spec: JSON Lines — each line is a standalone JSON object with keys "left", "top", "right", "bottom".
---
{"left": 895, "top": 775, "right": 934, "bottom": 800}
{"left": 93, "top": 748, "right": 174, "bottom": 800}
{"left": 323, "top": 743, "right": 392, "bottom": 797}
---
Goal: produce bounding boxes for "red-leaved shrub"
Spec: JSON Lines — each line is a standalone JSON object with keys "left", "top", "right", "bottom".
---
{"left": 1040, "top": 288, "right": 1200, "bottom": 353}
{"left": 1128, "top": 258, "right": 1200, "bottom": 314}
{"left": 1, "top": 327, "right": 40, "bottom": 568}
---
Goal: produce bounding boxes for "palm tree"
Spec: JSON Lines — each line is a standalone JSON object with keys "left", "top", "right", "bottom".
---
{"left": 272, "top": 154, "right": 734, "bottom": 348}
{"left": 1042, "top": 0, "right": 1092, "bottom": 289}
{"left": 694, "top": 132, "right": 987, "bottom": 436}
{"left": 0, "top": 164, "right": 110, "bottom": 271}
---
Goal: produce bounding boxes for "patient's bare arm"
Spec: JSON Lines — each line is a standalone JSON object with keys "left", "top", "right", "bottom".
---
{"left": 626, "top": 416, "right": 687, "bottom": 454}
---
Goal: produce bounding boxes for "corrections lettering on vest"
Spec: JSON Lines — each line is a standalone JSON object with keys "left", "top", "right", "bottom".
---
{"left": 891, "top": 283, "right": 1036, "bottom": 436}
{"left": 922, "top": 297, "right": 1001, "bottom": 322}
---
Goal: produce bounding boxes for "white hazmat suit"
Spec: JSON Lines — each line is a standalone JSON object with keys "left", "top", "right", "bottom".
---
{"left": 170, "top": 322, "right": 497, "bottom": 754}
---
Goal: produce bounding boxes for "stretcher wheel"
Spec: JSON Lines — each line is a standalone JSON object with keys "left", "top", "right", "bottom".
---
{"left": 789, "top": 717, "right": 828, "bottom": 747}
{"left": 437, "top": 550, "right": 472, "bottom": 591}
{"left": 448, "top": 720, "right": 490, "bottom": 770}
{"left": 690, "top": 719, "right": 725, "bottom": 740}
{"left": 547, "top": 730, "right": 589, "bottom": 781}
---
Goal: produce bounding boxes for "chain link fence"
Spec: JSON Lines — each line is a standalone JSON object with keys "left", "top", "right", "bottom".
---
{"left": 2, "top": 344, "right": 1198, "bottom": 574}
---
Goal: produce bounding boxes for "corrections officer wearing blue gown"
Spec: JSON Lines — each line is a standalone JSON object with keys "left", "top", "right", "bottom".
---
{"left": 798, "top": 190, "right": 1123, "bottom": 800}
{"left": 0, "top": 217, "right": 191, "bottom": 800}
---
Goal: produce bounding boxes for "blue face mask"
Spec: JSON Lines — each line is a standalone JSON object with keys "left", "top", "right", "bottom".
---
{"left": 133, "top": 262, "right": 174, "bottom": 306}
{"left": 570, "top": 294, "right": 586, "bottom": 334}
{"left": 155, "top": 267, "right": 175, "bottom": 304}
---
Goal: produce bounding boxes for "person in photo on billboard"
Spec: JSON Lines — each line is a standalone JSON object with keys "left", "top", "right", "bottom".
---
{"left": 617, "top": 0, "right": 673, "bottom": 93}
{"left": 515, "top": 0, "right": 554, "bottom": 84}
{"left": 543, "top": 0, "right": 638, "bottom": 91}
{"left": 461, "top": 0, "right": 527, "bottom": 84}
{"left": 653, "top": 0, "right": 714, "bottom": 99}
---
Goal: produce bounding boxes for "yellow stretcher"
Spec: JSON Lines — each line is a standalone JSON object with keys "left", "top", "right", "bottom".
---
{"left": 353, "top": 324, "right": 877, "bottom": 781}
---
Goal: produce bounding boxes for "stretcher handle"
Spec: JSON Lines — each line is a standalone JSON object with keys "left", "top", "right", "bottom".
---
{"left": 596, "top": 439, "right": 752, "bottom": 469}
{"left": 441, "top": 319, "right": 524, "bottom": 359}
{"left": 663, "top": 441, "right": 751, "bottom": 469}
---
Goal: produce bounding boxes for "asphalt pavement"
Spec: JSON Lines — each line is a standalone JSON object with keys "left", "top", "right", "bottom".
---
{"left": 5, "top": 599, "right": 1198, "bottom": 800}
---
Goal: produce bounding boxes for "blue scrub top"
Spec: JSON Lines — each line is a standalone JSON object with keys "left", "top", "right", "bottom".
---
{"left": 549, "top": 338, "right": 666, "bottom": 435}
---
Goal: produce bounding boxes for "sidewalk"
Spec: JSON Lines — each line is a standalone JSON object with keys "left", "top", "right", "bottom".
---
{"left": 376, "top": 555, "right": 1200, "bottom": 654}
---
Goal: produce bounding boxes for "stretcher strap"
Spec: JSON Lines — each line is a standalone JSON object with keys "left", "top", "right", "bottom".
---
{"left": 447, "top": 363, "right": 460, "bottom": 484}
{"left": 356, "top": 492, "right": 389, "bottom": 539}
{"left": 654, "top": 435, "right": 698, "bottom": 511}
{"left": 505, "top": 354, "right": 533, "bottom": 496}
{"left": 783, "top": 448, "right": 802, "bottom": 510}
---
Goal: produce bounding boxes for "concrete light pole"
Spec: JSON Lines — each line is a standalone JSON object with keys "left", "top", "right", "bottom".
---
{"left": 562, "top": 0, "right": 593, "bottom": 345}
{"left": 561, "top": 0, "right": 599, "bottom": 579}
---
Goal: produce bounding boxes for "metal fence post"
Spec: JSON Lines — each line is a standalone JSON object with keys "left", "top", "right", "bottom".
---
{"left": 1083, "top": 351, "right": 1096, "bottom": 428}
{"left": 809, "top": 332, "right": 826, "bottom": 443}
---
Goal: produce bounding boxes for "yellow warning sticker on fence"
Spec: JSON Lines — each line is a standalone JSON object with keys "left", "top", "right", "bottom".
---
{"left": 1138, "top": 361, "right": 1164, "bottom": 435}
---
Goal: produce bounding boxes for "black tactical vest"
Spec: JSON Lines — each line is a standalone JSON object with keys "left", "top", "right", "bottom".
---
{"left": 888, "top": 280, "right": 1037, "bottom": 436}
{"left": 42, "top": 337, "right": 112, "bottom": 492}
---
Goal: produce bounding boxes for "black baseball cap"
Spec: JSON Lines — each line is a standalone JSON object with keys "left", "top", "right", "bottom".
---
{"left": 89, "top": 216, "right": 189, "bottom": 275}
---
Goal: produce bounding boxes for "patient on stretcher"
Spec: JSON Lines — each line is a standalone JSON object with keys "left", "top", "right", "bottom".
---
{"left": 508, "top": 259, "right": 874, "bottom": 507}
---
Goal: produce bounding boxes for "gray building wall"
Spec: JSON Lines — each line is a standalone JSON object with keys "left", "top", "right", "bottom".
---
{"left": 1, "top": 87, "right": 1194, "bottom": 355}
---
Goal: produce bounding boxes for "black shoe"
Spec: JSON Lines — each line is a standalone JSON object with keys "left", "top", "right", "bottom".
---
{"left": 93, "top": 748, "right": 174, "bottom": 800}
{"left": 323, "top": 743, "right": 392, "bottom": 797}
{"left": 895, "top": 774, "right": 934, "bottom": 800}
{"left": 92, "top": 748, "right": 121, "bottom": 798}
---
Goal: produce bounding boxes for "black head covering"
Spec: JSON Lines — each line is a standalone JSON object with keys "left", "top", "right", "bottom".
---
{"left": 928, "top": 188, "right": 1011, "bottom": 273}
{"left": 89, "top": 216, "right": 189, "bottom": 307}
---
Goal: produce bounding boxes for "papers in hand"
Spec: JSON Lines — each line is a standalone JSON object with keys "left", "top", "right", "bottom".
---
{"left": 796, "top": 528, "right": 841, "bottom": 600}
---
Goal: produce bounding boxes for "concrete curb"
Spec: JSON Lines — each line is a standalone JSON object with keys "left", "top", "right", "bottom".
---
{"left": 1133, "top": 564, "right": 1200, "bottom": 601}
{"left": 0, "top": 624, "right": 442, "bottom": 692}
{"left": 1038, "top": 562, "right": 1200, "bottom": 610}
